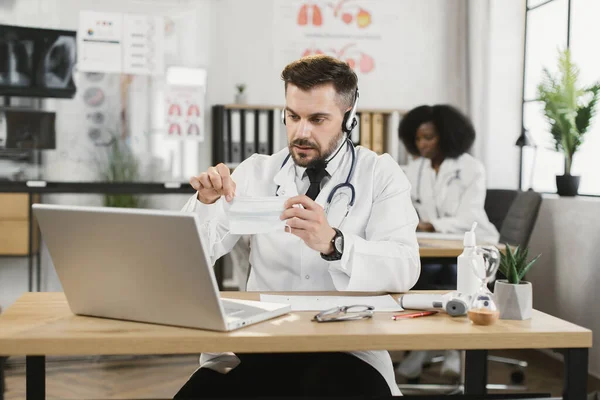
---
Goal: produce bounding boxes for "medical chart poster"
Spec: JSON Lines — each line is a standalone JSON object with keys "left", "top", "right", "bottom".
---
{"left": 164, "top": 84, "right": 205, "bottom": 142}
{"left": 78, "top": 11, "right": 165, "bottom": 75}
{"left": 273, "top": 0, "right": 402, "bottom": 80}
{"left": 122, "top": 14, "right": 165, "bottom": 76}
{"left": 78, "top": 11, "right": 124, "bottom": 73}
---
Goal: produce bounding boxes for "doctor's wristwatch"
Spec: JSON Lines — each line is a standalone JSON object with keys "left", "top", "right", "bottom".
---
{"left": 321, "top": 228, "right": 344, "bottom": 261}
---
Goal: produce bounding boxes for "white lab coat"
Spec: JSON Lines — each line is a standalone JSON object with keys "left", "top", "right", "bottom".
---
{"left": 183, "top": 145, "right": 421, "bottom": 395}
{"left": 402, "top": 154, "right": 499, "bottom": 242}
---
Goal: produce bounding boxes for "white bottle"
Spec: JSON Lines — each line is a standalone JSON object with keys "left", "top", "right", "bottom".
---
{"left": 457, "top": 223, "right": 484, "bottom": 296}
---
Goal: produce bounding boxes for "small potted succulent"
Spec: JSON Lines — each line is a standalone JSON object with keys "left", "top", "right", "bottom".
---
{"left": 235, "top": 84, "right": 247, "bottom": 104}
{"left": 494, "top": 244, "right": 541, "bottom": 320}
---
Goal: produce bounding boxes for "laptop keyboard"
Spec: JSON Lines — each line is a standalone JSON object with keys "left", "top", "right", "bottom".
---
{"left": 224, "top": 306, "right": 245, "bottom": 316}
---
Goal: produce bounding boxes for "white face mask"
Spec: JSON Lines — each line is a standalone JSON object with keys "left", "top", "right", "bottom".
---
{"left": 226, "top": 196, "right": 289, "bottom": 235}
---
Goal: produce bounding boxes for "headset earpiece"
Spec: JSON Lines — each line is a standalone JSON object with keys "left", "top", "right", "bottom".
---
{"left": 342, "top": 88, "right": 359, "bottom": 135}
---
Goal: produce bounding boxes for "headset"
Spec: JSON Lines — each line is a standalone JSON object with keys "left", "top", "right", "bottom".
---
{"left": 278, "top": 87, "right": 360, "bottom": 221}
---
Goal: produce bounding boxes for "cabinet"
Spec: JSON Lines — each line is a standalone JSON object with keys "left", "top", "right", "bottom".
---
{"left": 0, "top": 194, "right": 38, "bottom": 255}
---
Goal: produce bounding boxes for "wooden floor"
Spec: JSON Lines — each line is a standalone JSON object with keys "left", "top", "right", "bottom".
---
{"left": 3, "top": 350, "right": 600, "bottom": 399}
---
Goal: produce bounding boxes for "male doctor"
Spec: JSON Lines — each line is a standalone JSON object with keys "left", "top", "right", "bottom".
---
{"left": 175, "top": 55, "right": 420, "bottom": 398}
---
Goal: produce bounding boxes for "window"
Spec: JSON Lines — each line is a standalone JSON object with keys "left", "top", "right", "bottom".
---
{"left": 520, "top": 0, "right": 600, "bottom": 195}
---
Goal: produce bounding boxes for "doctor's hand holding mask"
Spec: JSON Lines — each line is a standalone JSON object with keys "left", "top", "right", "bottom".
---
{"left": 190, "top": 164, "right": 236, "bottom": 204}
{"left": 180, "top": 55, "right": 420, "bottom": 398}
{"left": 189, "top": 84, "right": 347, "bottom": 254}
{"left": 398, "top": 105, "right": 499, "bottom": 242}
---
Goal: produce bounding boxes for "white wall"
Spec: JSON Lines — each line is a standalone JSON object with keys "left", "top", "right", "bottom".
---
{"left": 209, "top": 0, "right": 471, "bottom": 110}
{"left": 207, "top": 0, "right": 524, "bottom": 189}
{"left": 0, "top": 0, "right": 525, "bottom": 187}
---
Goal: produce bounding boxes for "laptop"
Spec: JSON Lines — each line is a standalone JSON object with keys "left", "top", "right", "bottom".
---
{"left": 33, "top": 203, "right": 291, "bottom": 331}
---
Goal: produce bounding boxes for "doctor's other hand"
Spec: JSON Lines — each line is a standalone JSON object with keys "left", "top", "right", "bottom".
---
{"left": 190, "top": 163, "right": 236, "bottom": 204}
{"left": 417, "top": 222, "right": 435, "bottom": 232}
{"left": 280, "top": 195, "right": 336, "bottom": 255}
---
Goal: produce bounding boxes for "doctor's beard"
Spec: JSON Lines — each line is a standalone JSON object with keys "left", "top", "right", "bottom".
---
{"left": 289, "top": 130, "right": 343, "bottom": 169}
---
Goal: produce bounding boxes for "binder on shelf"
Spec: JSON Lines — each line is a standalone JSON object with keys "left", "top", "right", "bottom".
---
{"left": 371, "top": 112, "right": 385, "bottom": 154}
{"left": 360, "top": 112, "right": 372, "bottom": 149}
{"left": 257, "top": 110, "right": 270, "bottom": 154}
{"left": 267, "top": 109, "right": 275, "bottom": 154}
{"left": 244, "top": 110, "right": 256, "bottom": 159}
{"left": 272, "top": 108, "right": 286, "bottom": 153}
{"left": 387, "top": 111, "right": 402, "bottom": 163}
{"left": 229, "top": 110, "right": 242, "bottom": 163}
{"left": 223, "top": 108, "right": 230, "bottom": 163}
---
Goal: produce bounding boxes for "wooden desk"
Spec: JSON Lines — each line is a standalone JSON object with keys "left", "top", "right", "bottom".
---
{"left": 0, "top": 292, "right": 592, "bottom": 400}
{"left": 419, "top": 239, "right": 512, "bottom": 260}
{"left": 419, "top": 239, "right": 466, "bottom": 258}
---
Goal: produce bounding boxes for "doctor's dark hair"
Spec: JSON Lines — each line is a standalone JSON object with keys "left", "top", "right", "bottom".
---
{"left": 398, "top": 105, "right": 476, "bottom": 158}
{"left": 281, "top": 55, "right": 358, "bottom": 111}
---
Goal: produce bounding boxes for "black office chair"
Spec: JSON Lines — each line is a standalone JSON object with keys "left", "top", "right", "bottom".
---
{"left": 497, "top": 189, "right": 542, "bottom": 249}
{"left": 0, "top": 355, "right": 4, "bottom": 400}
{"left": 484, "top": 189, "right": 519, "bottom": 233}
{"left": 0, "top": 305, "right": 4, "bottom": 399}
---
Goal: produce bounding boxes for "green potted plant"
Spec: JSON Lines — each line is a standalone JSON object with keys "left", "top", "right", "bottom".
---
{"left": 537, "top": 48, "right": 600, "bottom": 196}
{"left": 494, "top": 244, "right": 541, "bottom": 320}
{"left": 235, "top": 83, "right": 247, "bottom": 104}
{"left": 94, "top": 131, "right": 145, "bottom": 208}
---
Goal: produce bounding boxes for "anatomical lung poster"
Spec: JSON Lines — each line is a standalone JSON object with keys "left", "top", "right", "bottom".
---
{"left": 165, "top": 84, "right": 205, "bottom": 142}
{"left": 273, "top": 0, "right": 401, "bottom": 78}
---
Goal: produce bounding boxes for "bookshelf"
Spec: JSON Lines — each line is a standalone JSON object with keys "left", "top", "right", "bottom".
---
{"left": 211, "top": 104, "right": 409, "bottom": 169}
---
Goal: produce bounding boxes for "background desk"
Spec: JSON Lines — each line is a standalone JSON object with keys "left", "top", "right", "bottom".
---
{"left": 0, "top": 292, "right": 591, "bottom": 400}
{"left": 419, "top": 239, "right": 465, "bottom": 259}
{"left": 418, "top": 239, "right": 510, "bottom": 266}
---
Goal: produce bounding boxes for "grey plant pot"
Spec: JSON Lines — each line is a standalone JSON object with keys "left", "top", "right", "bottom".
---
{"left": 494, "top": 280, "right": 532, "bottom": 320}
{"left": 235, "top": 93, "right": 247, "bottom": 104}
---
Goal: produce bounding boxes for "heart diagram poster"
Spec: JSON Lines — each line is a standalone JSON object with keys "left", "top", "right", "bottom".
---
{"left": 273, "top": 0, "right": 402, "bottom": 79}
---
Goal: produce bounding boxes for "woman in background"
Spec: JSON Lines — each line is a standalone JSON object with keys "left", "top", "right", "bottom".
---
{"left": 399, "top": 104, "right": 498, "bottom": 241}
{"left": 396, "top": 104, "right": 499, "bottom": 380}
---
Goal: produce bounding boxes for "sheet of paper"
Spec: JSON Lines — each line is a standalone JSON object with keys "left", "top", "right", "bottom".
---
{"left": 259, "top": 294, "right": 403, "bottom": 312}
{"left": 78, "top": 11, "right": 123, "bottom": 73}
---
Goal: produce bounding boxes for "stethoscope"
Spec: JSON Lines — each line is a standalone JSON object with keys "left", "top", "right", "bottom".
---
{"left": 414, "top": 157, "right": 461, "bottom": 218}
{"left": 276, "top": 137, "right": 357, "bottom": 222}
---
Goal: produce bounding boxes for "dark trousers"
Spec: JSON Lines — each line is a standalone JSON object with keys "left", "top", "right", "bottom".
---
{"left": 0, "top": 356, "right": 4, "bottom": 399}
{"left": 174, "top": 352, "right": 392, "bottom": 398}
{"left": 413, "top": 263, "right": 457, "bottom": 290}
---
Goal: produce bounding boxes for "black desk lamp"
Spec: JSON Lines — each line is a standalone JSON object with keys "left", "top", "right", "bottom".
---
{"left": 516, "top": 126, "right": 536, "bottom": 190}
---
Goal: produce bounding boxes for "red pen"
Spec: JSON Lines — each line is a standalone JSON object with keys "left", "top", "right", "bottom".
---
{"left": 392, "top": 311, "right": 438, "bottom": 320}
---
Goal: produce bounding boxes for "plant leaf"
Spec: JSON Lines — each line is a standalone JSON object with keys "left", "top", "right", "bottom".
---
{"left": 519, "top": 253, "right": 541, "bottom": 281}
{"left": 575, "top": 84, "right": 600, "bottom": 136}
{"left": 504, "top": 244, "right": 519, "bottom": 284}
{"left": 499, "top": 243, "right": 511, "bottom": 278}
